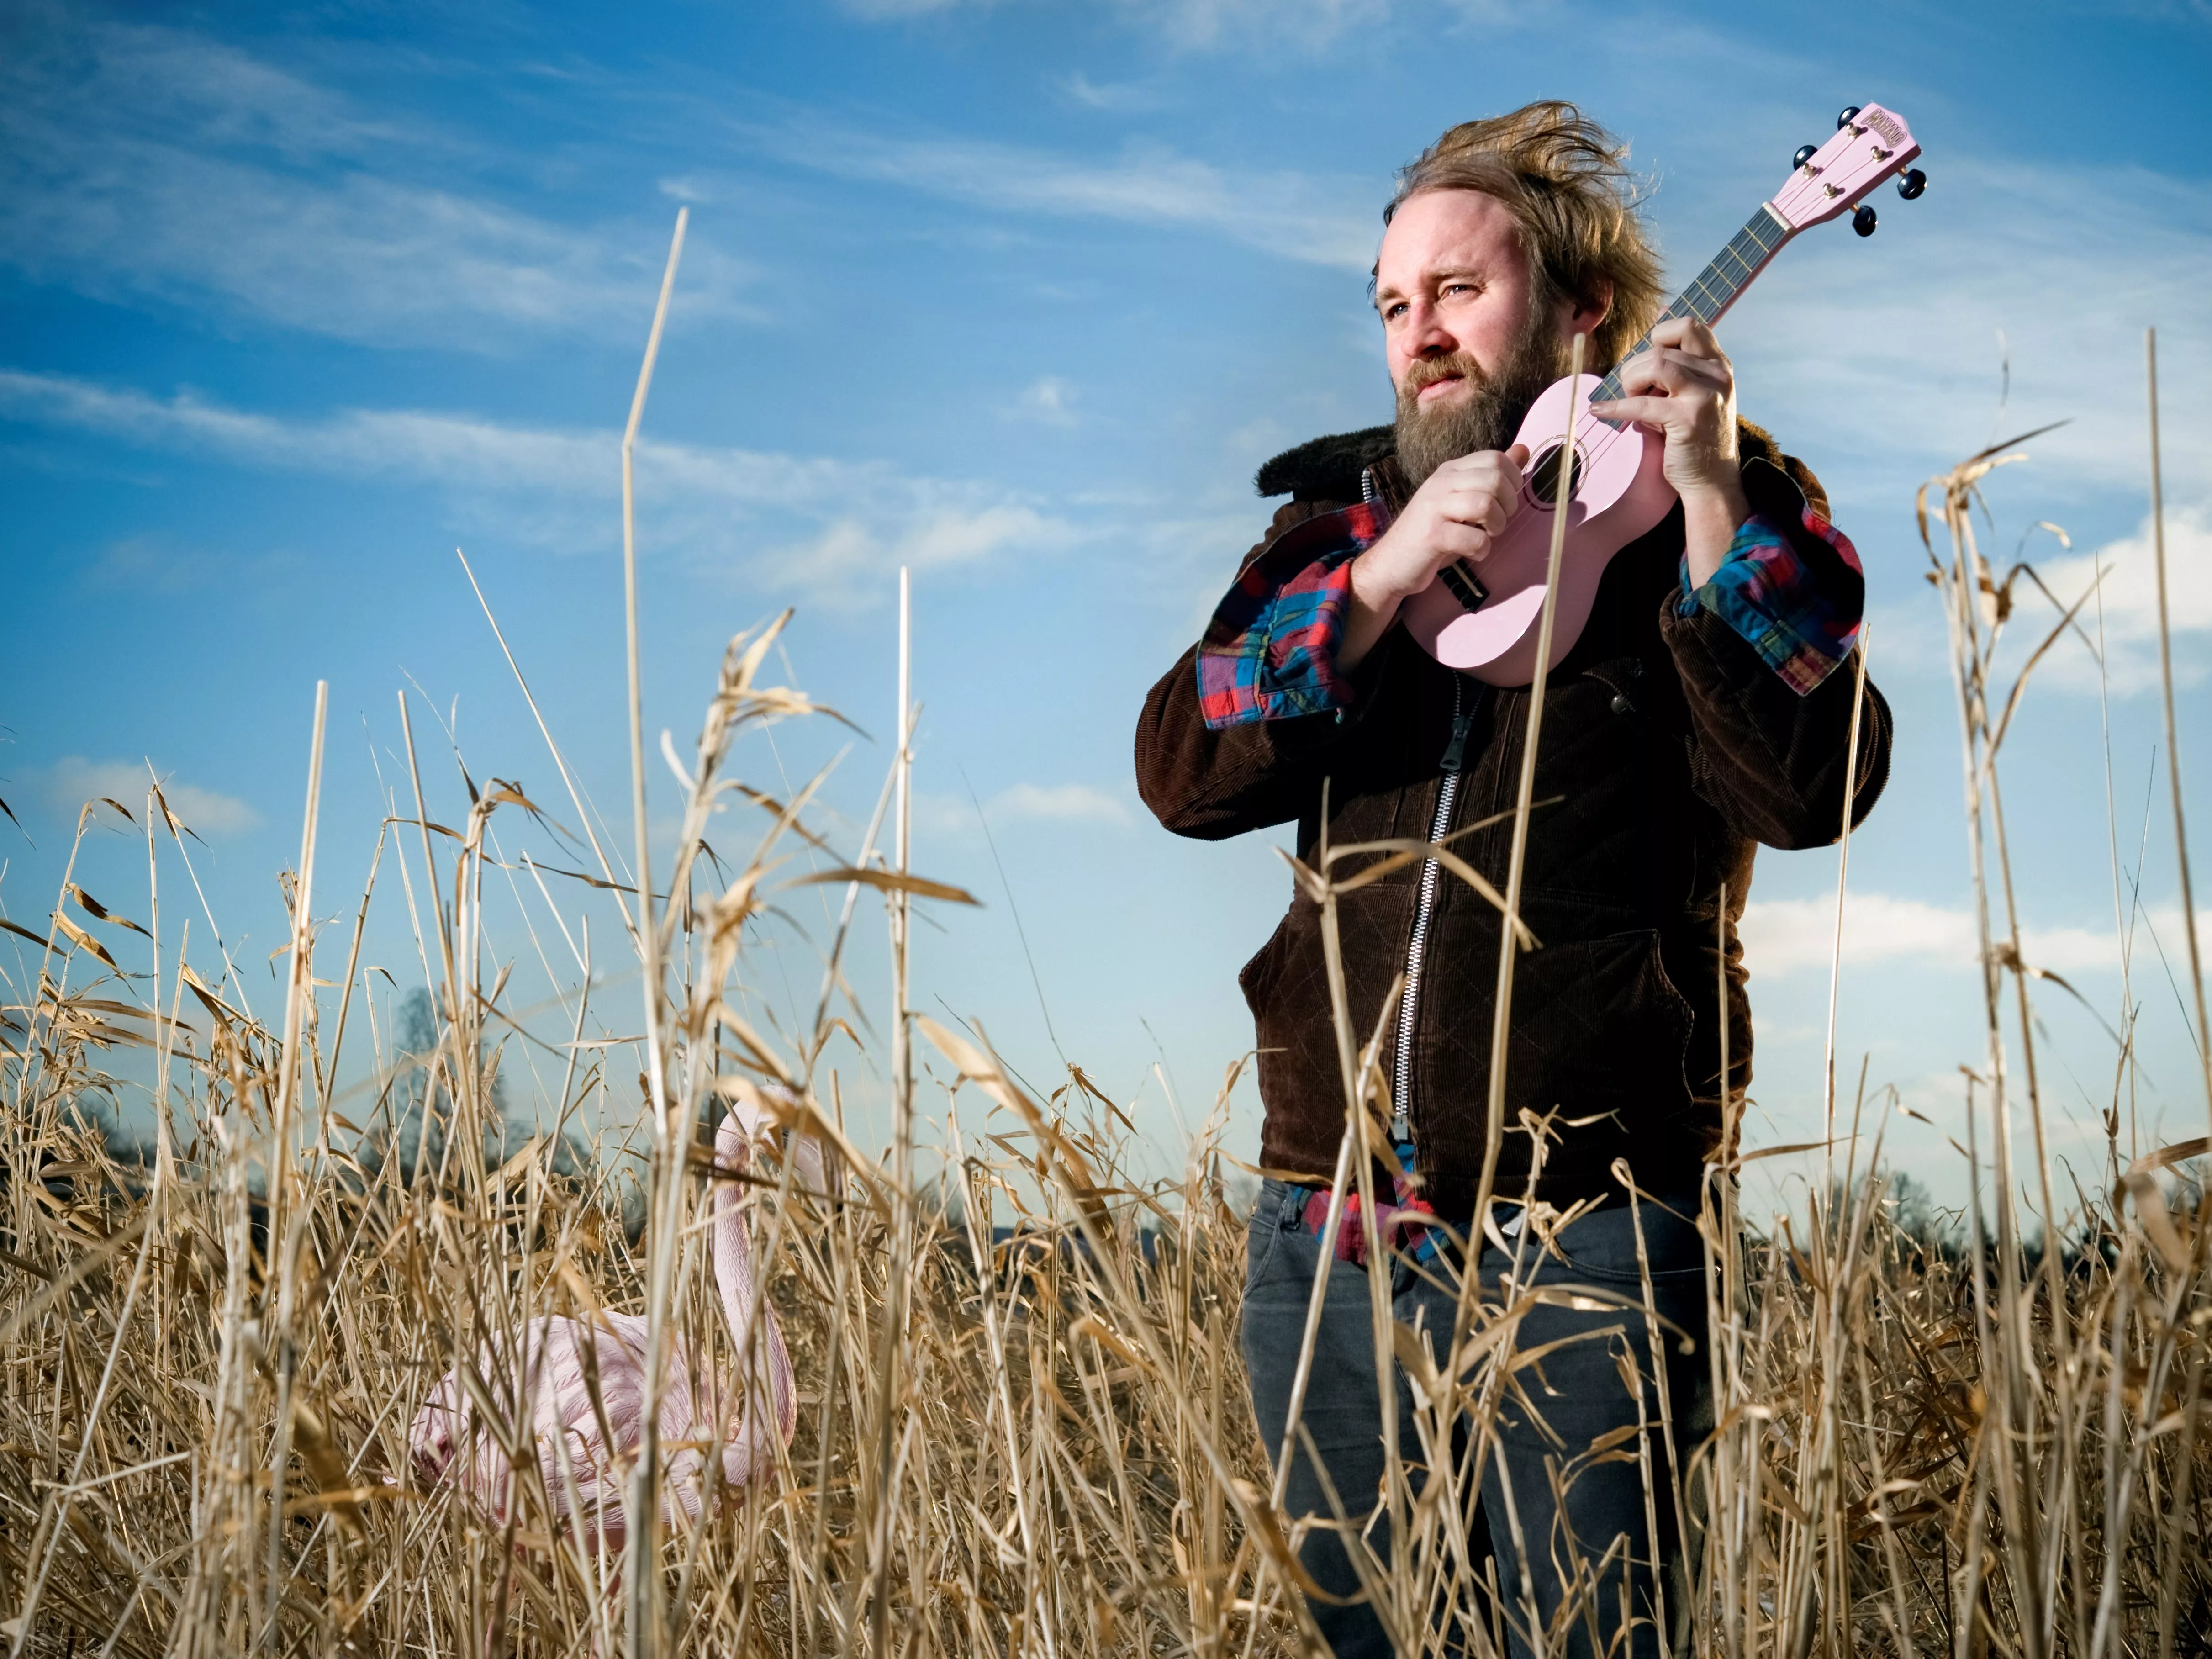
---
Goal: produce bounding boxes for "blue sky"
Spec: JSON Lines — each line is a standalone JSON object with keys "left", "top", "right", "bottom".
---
{"left": 5, "top": 0, "right": 2211, "bottom": 1215}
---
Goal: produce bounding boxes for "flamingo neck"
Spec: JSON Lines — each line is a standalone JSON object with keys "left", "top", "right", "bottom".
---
{"left": 713, "top": 1125, "right": 794, "bottom": 1435}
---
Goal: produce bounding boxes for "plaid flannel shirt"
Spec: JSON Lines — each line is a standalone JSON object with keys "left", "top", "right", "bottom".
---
{"left": 1196, "top": 493, "right": 1862, "bottom": 729}
{"left": 1675, "top": 500, "right": 1864, "bottom": 695}
{"left": 1194, "top": 501, "right": 1386, "bottom": 728}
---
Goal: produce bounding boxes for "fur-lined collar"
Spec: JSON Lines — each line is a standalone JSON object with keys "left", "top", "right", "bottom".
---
{"left": 1254, "top": 425, "right": 1395, "bottom": 502}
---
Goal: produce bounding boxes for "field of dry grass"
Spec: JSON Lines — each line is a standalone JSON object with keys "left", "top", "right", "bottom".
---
{"left": 3, "top": 241, "right": 2207, "bottom": 1656}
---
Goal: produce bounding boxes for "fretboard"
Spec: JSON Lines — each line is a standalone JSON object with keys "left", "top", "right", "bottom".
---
{"left": 1589, "top": 205, "right": 1792, "bottom": 407}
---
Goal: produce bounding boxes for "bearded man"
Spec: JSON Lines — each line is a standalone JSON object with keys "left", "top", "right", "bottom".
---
{"left": 1135, "top": 104, "right": 1890, "bottom": 1658}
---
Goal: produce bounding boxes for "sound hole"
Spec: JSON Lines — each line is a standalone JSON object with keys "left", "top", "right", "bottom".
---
{"left": 1527, "top": 442, "right": 1584, "bottom": 506}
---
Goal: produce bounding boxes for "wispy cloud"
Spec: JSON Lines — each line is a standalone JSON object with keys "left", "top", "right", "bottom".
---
{"left": 843, "top": 0, "right": 1403, "bottom": 50}
{"left": 988, "top": 782, "right": 1131, "bottom": 824}
{"left": 752, "top": 120, "right": 1376, "bottom": 270}
{"left": 43, "top": 756, "right": 260, "bottom": 836}
{"left": 917, "top": 781, "right": 1133, "bottom": 835}
{"left": 0, "top": 369, "right": 607, "bottom": 486}
{"left": 80, "top": 535, "right": 300, "bottom": 596}
{"left": 0, "top": 9, "right": 755, "bottom": 348}
{"left": 767, "top": 503, "right": 1077, "bottom": 590}
{"left": 1111, "top": 0, "right": 1389, "bottom": 50}
{"left": 0, "top": 368, "right": 1075, "bottom": 602}
{"left": 1056, "top": 72, "right": 1163, "bottom": 113}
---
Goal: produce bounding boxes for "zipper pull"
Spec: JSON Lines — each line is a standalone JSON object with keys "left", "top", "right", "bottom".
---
{"left": 1439, "top": 683, "right": 1478, "bottom": 774}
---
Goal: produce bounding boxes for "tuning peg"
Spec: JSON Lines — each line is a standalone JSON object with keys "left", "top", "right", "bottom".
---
{"left": 1837, "top": 105, "right": 1863, "bottom": 130}
{"left": 1793, "top": 143, "right": 1819, "bottom": 169}
{"left": 1853, "top": 204, "right": 1878, "bottom": 237}
{"left": 1895, "top": 168, "right": 1927, "bottom": 201}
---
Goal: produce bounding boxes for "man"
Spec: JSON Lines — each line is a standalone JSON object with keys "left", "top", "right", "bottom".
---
{"left": 1135, "top": 104, "right": 1890, "bottom": 1658}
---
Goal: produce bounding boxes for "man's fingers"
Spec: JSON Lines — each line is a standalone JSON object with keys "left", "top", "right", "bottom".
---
{"left": 1431, "top": 523, "right": 1490, "bottom": 565}
{"left": 1587, "top": 393, "right": 1676, "bottom": 430}
{"left": 1612, "top": 350, "right": 1727, "bottom": 401}
{"left": 1649, "top": 345, "right": 1731, "bottom": 380}
{"left": 1436, "top": 450, "right": 1524, "bottom": 488}
{"left": 1433, "top": 482, "right": 1514, "bottom": 536}
{"left": 1611, "top": 349, "right": 1666, "bottom": 398}
{"left": 1647, "top": 315, "right": 1721, "bottom": 356}
{"left": 1652, "top": 346, "right": 1732, "bottom": 386}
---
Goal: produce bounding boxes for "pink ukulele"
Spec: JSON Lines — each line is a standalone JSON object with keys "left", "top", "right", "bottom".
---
{"left": 1402, "top": 103, "right": 1924, "bottom": 686}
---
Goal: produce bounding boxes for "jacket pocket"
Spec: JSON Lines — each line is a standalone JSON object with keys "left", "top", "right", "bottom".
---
{"left": 1238, "top": 913, "right": 1291, "bottom": 1010}
{"left": 1506, "top": 924, "right": 1696, "bottom": 1121}
{"left": 1248, "top": 884, "right": 1415, "bottom": 1145}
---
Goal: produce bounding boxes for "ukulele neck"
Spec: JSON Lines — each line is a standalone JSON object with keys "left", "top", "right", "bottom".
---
{"left": 1588, "top": 204, "right": 1793, "bottom": 407}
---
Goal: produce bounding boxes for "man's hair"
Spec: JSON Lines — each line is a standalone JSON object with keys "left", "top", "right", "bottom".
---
{"left": 1384, "top": 101, "right": 1663, "bottom": 374}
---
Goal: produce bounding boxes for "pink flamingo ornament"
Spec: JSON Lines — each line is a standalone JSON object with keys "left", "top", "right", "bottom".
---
{"left": 407, "top": 1096, "right": 818, "bottom": 1549}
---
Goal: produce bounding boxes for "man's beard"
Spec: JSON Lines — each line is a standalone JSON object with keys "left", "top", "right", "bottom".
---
{"left": 1393, "top": 312, "right": 1563, "bottom": 490}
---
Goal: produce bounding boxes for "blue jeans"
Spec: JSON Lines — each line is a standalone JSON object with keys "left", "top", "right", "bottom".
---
{"left": 1240, "top": 1178, "right": 1713, "bottom": 1659}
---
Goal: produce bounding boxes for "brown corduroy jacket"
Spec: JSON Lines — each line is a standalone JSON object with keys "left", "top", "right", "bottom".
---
{"left": 1134, "top": 422, "right": 1891, "bottom": 1212}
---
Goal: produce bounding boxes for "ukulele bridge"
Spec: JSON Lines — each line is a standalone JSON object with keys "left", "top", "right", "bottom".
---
{"left": 1437, "top": 561, "right": 1488, "bottom": 614}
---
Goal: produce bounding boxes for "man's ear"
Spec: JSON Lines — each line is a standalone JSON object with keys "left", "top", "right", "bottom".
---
{"left": 1564, "top": 278, "right": 1613, "bottom": 338}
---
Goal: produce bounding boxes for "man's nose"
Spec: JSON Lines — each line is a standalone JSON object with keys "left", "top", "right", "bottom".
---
{"left": 1405, "top": 300, "right": 1456, "bottom": 357}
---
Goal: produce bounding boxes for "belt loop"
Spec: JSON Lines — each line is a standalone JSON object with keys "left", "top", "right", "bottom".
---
{"left": 1279, "top": 1183, "right": 1309, "bottom": 1227}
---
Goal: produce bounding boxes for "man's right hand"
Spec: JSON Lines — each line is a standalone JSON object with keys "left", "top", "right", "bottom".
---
{"left": 1338, "top": 444, "right": 1529, "bottom": 673}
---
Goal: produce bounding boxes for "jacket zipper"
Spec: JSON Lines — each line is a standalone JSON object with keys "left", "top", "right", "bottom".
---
{"left": 1392, "top": 676, "right": 1481, "bottom": 1141}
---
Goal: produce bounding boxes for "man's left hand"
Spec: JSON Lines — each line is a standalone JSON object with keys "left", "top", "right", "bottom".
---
{"left": 1589, "top": 316, "right": 1751, "bottom": 587}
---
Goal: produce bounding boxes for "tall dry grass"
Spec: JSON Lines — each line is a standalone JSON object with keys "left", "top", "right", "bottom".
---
{"left": 2, "top": 240, "right": 2208, "bottom": 1653}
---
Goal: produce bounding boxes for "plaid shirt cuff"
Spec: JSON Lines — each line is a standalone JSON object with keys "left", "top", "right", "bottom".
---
{"left": 1678, "top": 504, "right": 1864, "bottom": 695}
{"left": 1197, "top": 501, "right": 1390, "bottom": 729}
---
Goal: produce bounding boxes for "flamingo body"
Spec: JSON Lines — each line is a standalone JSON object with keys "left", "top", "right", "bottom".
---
{"left": 408, "top": 1100, "right": 808, "bottom": 1548}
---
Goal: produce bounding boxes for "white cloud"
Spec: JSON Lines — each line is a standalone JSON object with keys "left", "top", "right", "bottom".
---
{"left": 0, "top": 368, "right": 1073, "bottom": 602}
{"left": 43, "top": 756, "right": 260, "bottom": 837}
{"left": 1743, "top": 893, "right": 1971, "bottom": 976}
{"left": 0, "top": 11, "right": 755, "bottom": 347}
{"left": 1740, "top": 891, "right": 2128, "bottom": 978}
{"left": 2032, "top": 508, "right": 2212, "bottom": 693}
{"left": 988, "top": 783, "right": 1131, "bottom": 824}
{"left": 1011, "top": 376, "right": 1079, "bottom": 427}
{"left": 755, "top": 122, "right": 1375, "bottom": 270}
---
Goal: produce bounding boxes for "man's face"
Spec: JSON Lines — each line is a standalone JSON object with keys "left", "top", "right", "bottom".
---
{"left": 1375, "top": 188, "right": 1562, "bottom": 486}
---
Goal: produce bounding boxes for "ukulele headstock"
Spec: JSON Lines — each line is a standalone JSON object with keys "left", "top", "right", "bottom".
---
{"left": 1768, "top": 103, "right": 1922, "bottom": 233}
